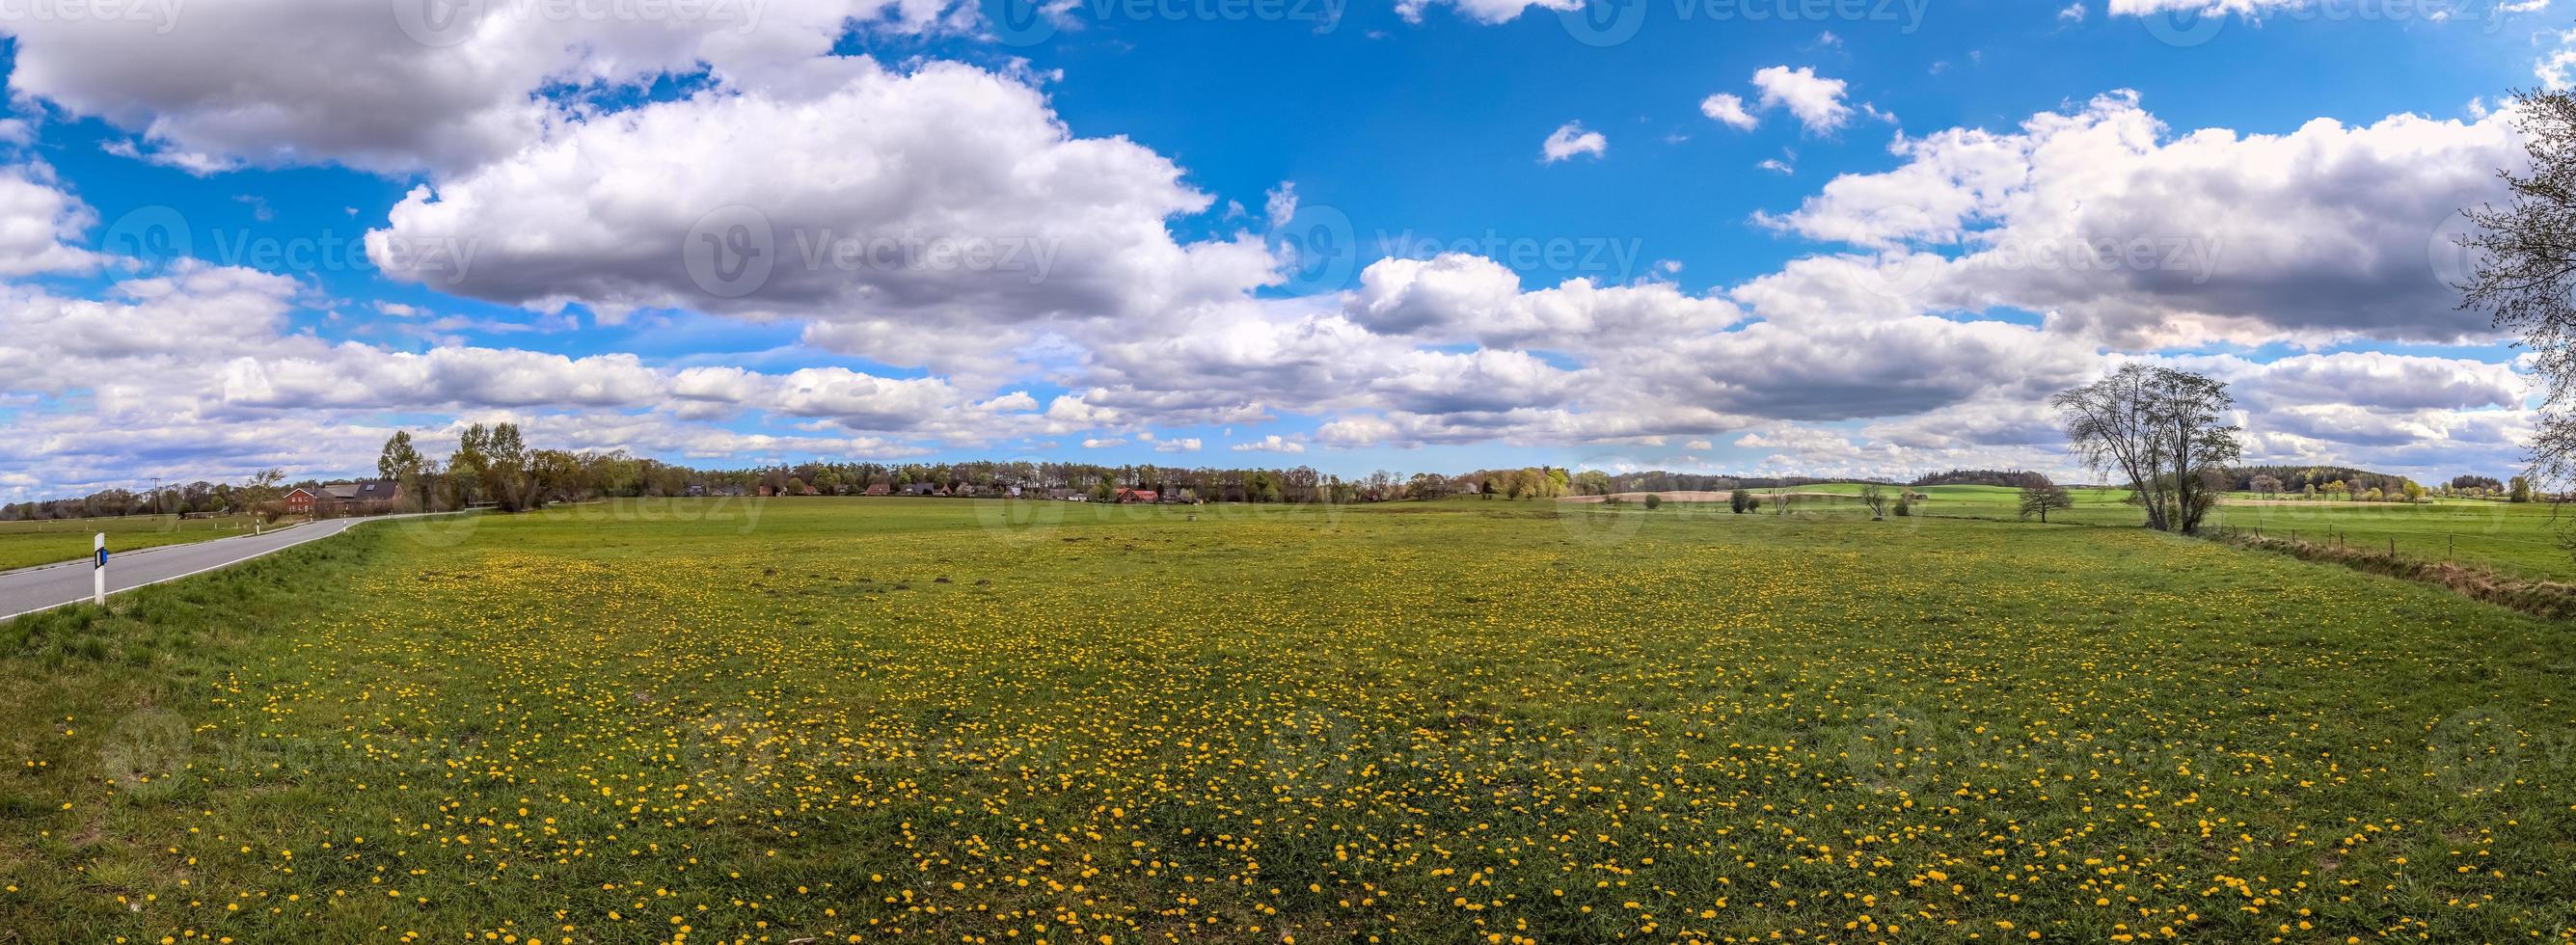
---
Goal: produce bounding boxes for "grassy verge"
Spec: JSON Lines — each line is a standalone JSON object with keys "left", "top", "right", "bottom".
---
{"left": 0, "top": 514, "right": 274, "bottom": 572}
{"left": 2216, "top": 529, "right": 2576, "bottom": 621}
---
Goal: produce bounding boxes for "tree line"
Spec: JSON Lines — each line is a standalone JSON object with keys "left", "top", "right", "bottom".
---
{"left": 3, "top": 402, "right": 2535, "bottom": 525}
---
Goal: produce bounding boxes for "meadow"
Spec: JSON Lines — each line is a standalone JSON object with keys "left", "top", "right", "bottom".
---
{"left": 0, "top": 514, "right": 267, "bottom": 573}
{"left": 2, "top": 498, "right": 2572, "bottom": 943}
{"left": 1776, "top": 485, "right": 2576, "bottom": 581}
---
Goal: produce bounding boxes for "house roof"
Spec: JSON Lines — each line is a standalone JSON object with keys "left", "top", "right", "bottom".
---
{"left": 315, "top": 480, "right": 399, "bottom": 501}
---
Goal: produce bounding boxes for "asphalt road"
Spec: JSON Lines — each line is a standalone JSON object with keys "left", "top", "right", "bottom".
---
{"left": 0, "top": 518, "right": 377, "bottom": 621}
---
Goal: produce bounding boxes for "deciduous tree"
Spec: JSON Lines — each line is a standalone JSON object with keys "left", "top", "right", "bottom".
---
{"left": 1858, "top": 484, "right": 1889, "bottom": 520}
{"left": 2018, "top": 478, "right": 2074, "bottom": 523}
{"left": 2050, "top": 364, "right": 2242, "bottom": 534}
{"left": 2460, "top": 89, "right": 2576, "bottom": 495}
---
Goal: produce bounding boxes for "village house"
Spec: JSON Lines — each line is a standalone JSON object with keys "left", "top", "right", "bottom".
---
{"left": 284, "top": 479, "right": 402, "bottom": 516}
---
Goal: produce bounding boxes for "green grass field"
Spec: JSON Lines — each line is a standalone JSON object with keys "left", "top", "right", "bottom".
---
{"left": 1779, "top": 483, "right": 2140, "bottom": 526}
{"left": 0, "top": 514, "right": 267, "bottom": 572}
{"left": 3, "top": 499, "right": 2573, "bottom": 943}
{"left": 1747, "top": 485, "right": 2576, "bottom": 581}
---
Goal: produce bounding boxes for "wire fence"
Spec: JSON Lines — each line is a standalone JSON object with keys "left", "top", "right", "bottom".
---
{"left": 2205, "top": 520, "right": 2576, "bottom": 582}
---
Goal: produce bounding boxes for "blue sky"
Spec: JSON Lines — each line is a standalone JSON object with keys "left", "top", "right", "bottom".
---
{"left": 0, "top": 0, "right": 2559, "bottom": 500}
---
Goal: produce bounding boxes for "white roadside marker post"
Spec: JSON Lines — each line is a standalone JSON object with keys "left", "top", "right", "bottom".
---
{"left": 93, "top": 532, "right": 107, "bottom": 606}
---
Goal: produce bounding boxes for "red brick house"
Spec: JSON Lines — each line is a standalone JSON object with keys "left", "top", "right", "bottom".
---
{"left": 285, "top": 480, "right": 402, "bottom": 516}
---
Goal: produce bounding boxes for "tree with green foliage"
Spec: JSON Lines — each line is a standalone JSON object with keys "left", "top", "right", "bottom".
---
{"left": 1729, "top": 489, "right": 1752, "bottom": 514}
{"left": 1407, "top": 472, "right": 1451, "bottom": 500}
{"left": 2511, "top": 475, "right": 2535, "bottom": 503}
{"left": 376, "top": 431, "right": 427, "bottom": 510}
{"left": 377, "top": 431, "right": 422, "bottom": 482}
{"left": 449, "top": 423, "right": 492, "bottom": 506}
{"left": 237, "top": 468, "right": 286, "bottom": 522}
{"left": 2018, "top": 478, "right": 2074, "bottom": 523}
{"left": 1642, "top": 493, "right": 1664, "bottom": 511}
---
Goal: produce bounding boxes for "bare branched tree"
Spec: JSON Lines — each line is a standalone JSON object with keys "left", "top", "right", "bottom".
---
{"left": 2460, "top": 89, "right": 2576, "bottom": 488}
{"left": 2050, "top": 364, "right": 2242, "bottom": 535}
{"left": 1858, "top": 483, "right": 1889, "bottom": 520}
